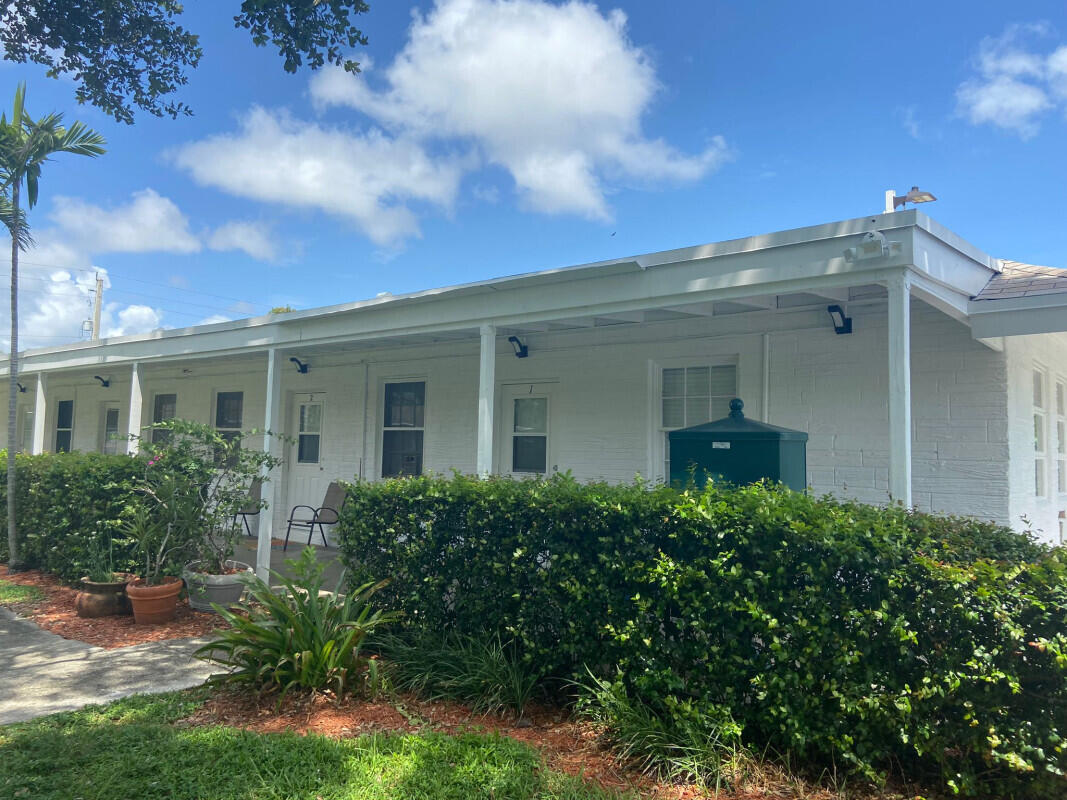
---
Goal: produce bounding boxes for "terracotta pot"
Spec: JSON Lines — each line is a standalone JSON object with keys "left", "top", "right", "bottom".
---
{"left": 182, "top": 560, "right": 253, "bottom": 613}
{"left": 127, "top": 576, "right": 183, "bottom": 625}
{"left": 75, "top": 574, "right": 132, "bottom": 618}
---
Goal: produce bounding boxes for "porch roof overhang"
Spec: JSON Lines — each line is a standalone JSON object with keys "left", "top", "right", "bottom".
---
{"left": 7, "top": 209, "right": 1011, "bottom": 376}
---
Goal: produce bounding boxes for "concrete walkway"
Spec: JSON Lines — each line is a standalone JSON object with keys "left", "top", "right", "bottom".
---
{"left": 0, "top": 608, "right": 216, "bottom": 725}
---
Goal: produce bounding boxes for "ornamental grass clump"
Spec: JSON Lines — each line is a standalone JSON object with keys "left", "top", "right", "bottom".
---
{"left": 196, "top": 547, "right": 398, "bottom": 700}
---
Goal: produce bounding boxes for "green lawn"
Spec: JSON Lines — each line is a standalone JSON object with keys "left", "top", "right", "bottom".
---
{"left": 0, "top": 691, "right": 629, "bottom": 800}
{"left": 0, "top": 579, "right": 45, "bottom": 607}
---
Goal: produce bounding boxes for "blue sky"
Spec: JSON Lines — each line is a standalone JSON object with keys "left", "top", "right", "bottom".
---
{"left": 4, "top": 0, "right": 1067, "bottom": 347}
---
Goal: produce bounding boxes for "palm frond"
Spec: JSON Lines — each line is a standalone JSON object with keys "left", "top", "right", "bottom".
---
{"left": 0, "top": 192, "right": 33, "bottom": 251}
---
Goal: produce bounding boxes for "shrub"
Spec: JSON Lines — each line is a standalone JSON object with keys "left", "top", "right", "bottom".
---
{"left": 0, "top": 451, "right": 143, "bottom": 582}
{"left": 576, "top": 671, "right": 745, "bottom": 788}
{"left": 337, "top": 473, "right": 1066, "bottom": 797}
{"left": 197, "top": 547, "right": 398, "bottom": 699}
{"left": 377, "top": 630, "right": 541, "bottom": 717}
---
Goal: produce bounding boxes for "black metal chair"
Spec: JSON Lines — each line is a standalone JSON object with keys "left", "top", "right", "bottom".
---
{"left": 234, "top": 478, "right": 263, "bottom": 537}
{"left": 283, "top": 481, "right": 346, "bottom": 551}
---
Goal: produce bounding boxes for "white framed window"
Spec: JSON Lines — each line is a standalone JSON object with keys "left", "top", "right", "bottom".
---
{"left": 381, "top": 381, "right": 425, "bottom": 477}
{"left": 101, "top": 406, "right": 122, "bottom": 455}
{"left": 1034, "top": 369, "right": 1048, "bottom": 497}
{"left": 1056, "top": 379, "right": 1065, "bottom": 495}
{"left": 54, "top": 399, "right": 74, "bottom": 453}
{"left": 658, "top": 362, "right": 738, "bottom": 479}
{"left": 511, "top": 395, "right": 549, "bottom": 474}
{"left": 297, "top": 401, "right": 323, "bottom": 464}
{"left": 215, "top": 391, "right": 243, "bottom": 442}
{"left": 18, "top": 406, "right": 33, "bottom": 453}
{"left": 151, "top": 393, "right": 177, "bottom": 444}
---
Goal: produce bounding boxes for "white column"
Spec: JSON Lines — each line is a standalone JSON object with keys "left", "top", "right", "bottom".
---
{"left": 256, "top": 348, "right": 283, "bottom": 582}
{"left": 127, "top": 362, "right": 144, "bottom": 454}
{"left": 31, "top": 373, "right": 46, "bottom": 454}
{"left": 887, "top": 272, "right": 912, "bottom": 507}
{"left": 476, "top": 323, "right": 497, "bottom": 476}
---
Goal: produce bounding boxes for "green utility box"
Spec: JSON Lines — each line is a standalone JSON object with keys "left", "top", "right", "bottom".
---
{"left": 668, "top": 398, "right": 808, "bottom": 491}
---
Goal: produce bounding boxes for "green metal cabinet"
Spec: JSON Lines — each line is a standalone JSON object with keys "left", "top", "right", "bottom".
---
{"left": 668, "top": 398, "right": 808, "bottom": 491}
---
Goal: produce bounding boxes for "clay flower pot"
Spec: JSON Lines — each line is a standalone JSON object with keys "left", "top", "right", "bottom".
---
{"left": 126, "top": 576, "right": 184, "bottom": 625}
{"left": 75, "top": 573, "right": 133, "bottom": 618}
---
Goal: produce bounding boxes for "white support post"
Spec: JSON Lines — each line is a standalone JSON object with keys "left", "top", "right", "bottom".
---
{"left": 31, "top": 373, "right": 46, "bottom": 454}
{"left": 887, "top": 272, "right": 912, "bottom": 507}
{"left": 476, "top": 323, "right": 497, "bottom": 476}
{"left": 126, "top": 362, "right": 143, "bottom": 454}
{"left": 256, "top": 348, "right": 283, "bottom": 582}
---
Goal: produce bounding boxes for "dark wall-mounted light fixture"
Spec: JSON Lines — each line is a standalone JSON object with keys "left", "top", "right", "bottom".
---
{"left": 507, "top": 335, "right": 529, "bottom": 358}
{"left": 15, "top": 382, "right": 26, "bottom": 393}
{"left": 289, "top": 357, "right": 309, "bottom": 373}
{"left": 826, "top": 305, "right": 852, "bottom": 335}
{"left": 93, "top": 375, "right": 110, "bottom": 387}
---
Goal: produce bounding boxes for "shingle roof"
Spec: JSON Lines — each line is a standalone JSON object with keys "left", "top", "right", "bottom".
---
{"left": 972, "top": 260, "right": 1067, "bottom": 301}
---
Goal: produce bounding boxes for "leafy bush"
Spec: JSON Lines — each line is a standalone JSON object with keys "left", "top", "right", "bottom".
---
{"left": 338, "top": 473, "right": 1066, "bottom": 797}
{"left": 576, "top": 672, "right": 744, "bottom": 788}
{"left": 0, "top": 451, "right": 143, "bottom": 581}
{"left": 197, "top": 547, "right": 398, "bottom": 699}
{"left": 377, "top": 631, "right": 540, "bottom": 717}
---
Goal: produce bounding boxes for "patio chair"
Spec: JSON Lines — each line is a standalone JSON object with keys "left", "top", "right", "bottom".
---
{"left": 283, "top": 481, "right": 347, "bottom": 551}
{"left": 233, "top": 478, "right": 263, "bottom": 537}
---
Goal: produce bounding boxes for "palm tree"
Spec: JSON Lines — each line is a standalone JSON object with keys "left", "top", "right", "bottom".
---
{"left": 0, "top": 83, "right": 105, "bottom": 570}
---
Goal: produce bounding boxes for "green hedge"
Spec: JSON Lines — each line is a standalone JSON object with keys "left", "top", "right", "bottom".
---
{"left": 0, "top": 451, "right": 144, "bottom": 582}
{"left": 338, "top": 473, "right": 1066, "bottom": 797}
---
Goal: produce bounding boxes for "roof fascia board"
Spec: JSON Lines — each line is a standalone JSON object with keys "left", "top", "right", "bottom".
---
{"left": 969, "top": 291, "right": 1067, "bottom": 337}
{"left": 911, "top": 227, "right": 997, "bottom": 296}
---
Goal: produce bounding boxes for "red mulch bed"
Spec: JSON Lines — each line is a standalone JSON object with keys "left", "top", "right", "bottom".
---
{"left": 182, "top": 690, "right": 847, "bottom": 800}
{"left": 0, "top": 565, "right": 224, "bottom": 649}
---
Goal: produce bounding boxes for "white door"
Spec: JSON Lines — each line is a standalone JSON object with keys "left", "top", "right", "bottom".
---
{"left": 284, "top": 394, "right": 334, "bottom": 543}
{"left": 498, "top": 383, "right": 554, "bottom": 476}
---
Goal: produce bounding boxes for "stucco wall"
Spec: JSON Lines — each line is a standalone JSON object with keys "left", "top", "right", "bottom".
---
{"left": 1005, "top": 333, "right": 1067, "bottom": 544}
{"left": 7, "top": 297, "right": 1044, "bottom": 538}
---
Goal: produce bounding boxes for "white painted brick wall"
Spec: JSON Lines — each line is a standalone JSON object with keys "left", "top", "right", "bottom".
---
{"left": 10, "top": 297, "right": 1058, "bottom": 541}
{"left": 1004, "top": 333, "right": 1067, "bottom": 544}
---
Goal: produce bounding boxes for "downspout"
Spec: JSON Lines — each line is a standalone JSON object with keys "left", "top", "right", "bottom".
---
{"left": 761, "top": 333, "right": 770, "bottom": 422}
{"left": 360, "top": 360, "right": 369, "bottom": 480}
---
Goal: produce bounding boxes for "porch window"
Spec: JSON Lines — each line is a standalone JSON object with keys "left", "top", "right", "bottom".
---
{"left": 1056, "top": 380, "right": 1065, "bottom": 495}
{"left": 18, "top": 407, "right": 33, "bottom": 453}
{"left": 382, "top": 382, "right": 424, "bottom": 477}
{"left": 660, "top": 364, "right": 737, "bottom": 478}
{"left": 1034, "top": 369, "right": 1048, "bottom": 497}
{"left": 152, "top": 393, "right": 177, "bottom": 444}
{"left": 512, "top": 396, "right": 548, "bottom": 473}
{"left": 55, "top": 399, "right": 74, "bottom": 453}
{"left": 297, "top": 401, "right": 322, "bottom": 464}
{"left": 215, "top": 392, "right": 243, "bottom": 441}
{"left": 102, "top": 407, "right": 122, "bottom": 455}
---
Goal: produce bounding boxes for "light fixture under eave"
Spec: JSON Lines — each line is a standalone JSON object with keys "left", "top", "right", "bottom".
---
{"left": 289, "top": 357, "right": 309, "bottom": 374}
{"left": 93, "top": 375, "right": 110, "bottom": 388}
{"left": 507, "top": 335, "right": 529, "bottom": 358}
{"left": 827, "top": 305, "right": 852, "bottom": 335}
{"left": 885, "top": 185, "right": 937, "bottom": 213}
{"left": 15, "top": 382, "right": 25, "bottom": 393}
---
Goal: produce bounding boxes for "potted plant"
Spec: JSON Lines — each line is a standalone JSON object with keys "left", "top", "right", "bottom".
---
{"left": 121, "top": 471, "right": 201, "bottom": 624}
{"left": 74, "top": 531, "right": 133, "bottom": 618}
{"left": 142, "top": 419, "right": 281, "bottom": 613}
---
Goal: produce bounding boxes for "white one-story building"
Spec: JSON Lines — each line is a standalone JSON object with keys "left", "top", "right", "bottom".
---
{"left": 5, "top": 210, "right": 1067, "bottom": 578}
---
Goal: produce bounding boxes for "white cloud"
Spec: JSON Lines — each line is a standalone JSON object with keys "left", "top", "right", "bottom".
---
{"left": 5, "top": 265, "right": 163, "bottom": 350}
{"left": 49, "top": 188, "right": 201, "bottom": 253}
{"left": 208, "top": 221, "right": 280, "bottom": 262}
{"left": 957, "top": 23, "right": 1067, "bottom": 137}
{"left": 197, "top": 314, "right": 232, "bottom": 326}
{"left": 173, "top": 108, "right": 465, "bottom": 245}
{"left": 308, "top": 0, "right": 727, "bottom": 221}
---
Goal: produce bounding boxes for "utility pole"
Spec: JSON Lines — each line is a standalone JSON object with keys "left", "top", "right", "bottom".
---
{"left": 91, "top": 272, "right": 103, "bottom": 341}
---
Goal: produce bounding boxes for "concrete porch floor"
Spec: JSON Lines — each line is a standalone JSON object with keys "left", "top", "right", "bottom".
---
{"left": 232, "top": 538, "right": 347, "bottom": 588}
